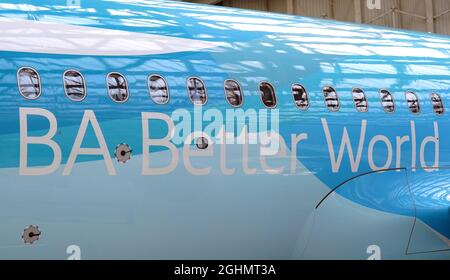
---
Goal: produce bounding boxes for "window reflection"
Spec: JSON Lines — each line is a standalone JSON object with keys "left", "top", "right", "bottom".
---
{"left": 18, "top": 67, "right": 41, "bottom": 100}
{"left": 259, "top": 81, "right": 277, "bottom": 109}
{"left": 187, "top": 77, "right": 207, "bottom": 105}
{"left": 431, "top": 93, "right": 444, "bottom": 115}
{"left": 323, "top": 86, "right": 339, "bottom": 112}
{"left": 224, "top": 79, "right": 243, "bottom": 107}
{"left": 148, "top": 75, "right": 169, "bottom": 105}
{"left": 64, "top": 70, "right": 86, "bottom": 102}
{"left": 352, "top": 88, "right": 368, "bottom": 112}
{"left": 380, "top": 89, "right": 395, "bottom": 113}
{"left": 107, "top": 72, "right": 129, "bottom": 103}
{"left": 292, "top": 84, "right": 309, "bottom": 110}
{"left": 406, "top": 91, "right": 420, "bottom": 114}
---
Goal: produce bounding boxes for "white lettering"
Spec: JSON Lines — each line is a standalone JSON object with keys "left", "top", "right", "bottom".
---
{"left": 322, "top": 119, "right": 366, "bottom": 173}
{"left": 368, "top": 135, "right": 393, "bottom": 170}
{"left": 19, "top": 107, "right": 61, "bottom": 176}
{"left": 142, "top": 112, "right": 178, "bottom": 175}
{"left": 63, "top": 110, "right": 115, "bottom": 176}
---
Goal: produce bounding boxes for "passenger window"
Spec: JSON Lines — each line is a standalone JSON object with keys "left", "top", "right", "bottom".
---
{"left": 107, "top": 73, "right": 129, "bottom": 103}
{"left": 292, "top": 84, "right": 309, "bottom": 110}
{"left": 224, "top": 79, "right": 243, "bottom": 107}
{"left": 63, "top": 70, "right": 86, "bottom": 102}
{"left": 406, "top": 91, "right": 420, "bottom": 114}
{"left": 380, "top": 89, "right": 395, "bottom": 113}
{"left": 352, "top": 88, "right": 368, "bottom": 112}
{"left": 259, "top": 82, "right": 277, "bottom": 109}
{"left": 148, "top": 75, "right": 169, "bottom": 105}
{"left": 431, "top": 93, "right": 444, "bottom": 115}
{"left": 17, "top": 67, "right": 41, "bottom": 100}
{"left": 323, "top": 86, "right": 339, "bottom": 112}
{"left": 187, "top": 77, "right": 207, "bottom": 105}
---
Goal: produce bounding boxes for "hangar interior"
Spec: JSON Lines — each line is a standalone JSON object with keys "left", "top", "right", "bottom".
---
{"left": 183, "top": 0, "right": 450, "bottom": 36}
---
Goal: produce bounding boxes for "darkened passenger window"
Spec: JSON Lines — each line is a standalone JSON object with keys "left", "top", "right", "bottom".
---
{"left": 187, "top": 77, "right": 207, "bottom": 105}
{"left": 292, "top": 84, "right": 309, "bottom": 110}
{"left": 63, "top": 70, "right": 86, "bottom": 102}
{"left": 431, "top": 93, "right": 444, "bottom": 115}
{"left": 224, "top": 79, "right": 243, "bottom": 107}
{"left": 380, "top": 89, "right": 395, "bottom": 113}
{"left": 148, "top": 75, "right": 169, "bottom": 105}
{"left": 323, "top": 86, "right": 339, "bottom": 112}
{"left": 17, "top": 67, "right": 41, "bottom": 100}
{"left": 406, "top": 91, "right": 420, "bottom": 114}
{"left": 107, "top": 72, "right": 129, "bottom": 103}
{"left": 352, "top": 88, "right": 368, "bottom": 112}
{"left": 259, "top": 82, "right": 277, "bottom": 109}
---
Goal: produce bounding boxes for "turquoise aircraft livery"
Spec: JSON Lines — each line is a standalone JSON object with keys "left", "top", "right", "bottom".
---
{"left": 0, "top": 0, "right": 449, "bottom": 260}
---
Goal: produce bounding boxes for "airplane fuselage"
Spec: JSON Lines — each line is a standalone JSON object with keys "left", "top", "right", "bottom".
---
{"left": 0, "top": 0, "right": 449, "bottom": 259}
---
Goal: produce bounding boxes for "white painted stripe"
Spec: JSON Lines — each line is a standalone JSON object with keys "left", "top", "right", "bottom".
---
{"left": 0, "top": 17, "right": 224, "bottom": 56}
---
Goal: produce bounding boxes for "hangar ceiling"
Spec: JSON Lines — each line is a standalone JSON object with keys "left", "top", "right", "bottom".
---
{"left": 184, "top": 0, "right": 450, "bottom": 36}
